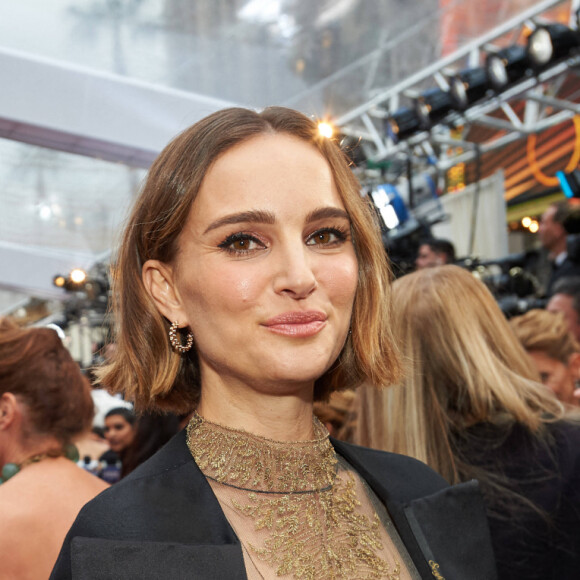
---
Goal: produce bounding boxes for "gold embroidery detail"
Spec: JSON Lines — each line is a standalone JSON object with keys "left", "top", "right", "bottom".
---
{"left": 429, "top": 560, "right": 445, "bottom": 580}
{"left": 187, "top": 412, "right": 400, "bottom": 579}
{"left": 186, "top": 412, "right": 336, "bottom": 493}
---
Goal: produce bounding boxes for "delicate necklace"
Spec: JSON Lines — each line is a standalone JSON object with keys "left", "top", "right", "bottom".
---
{"left": 0, "top": 443, "right": 79, "bottom": 484}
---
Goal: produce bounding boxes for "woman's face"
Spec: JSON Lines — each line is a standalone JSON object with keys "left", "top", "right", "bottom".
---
{"left": 104, "top": 414, "right": 135, "bottom": 453}
{"left": 527, "top": 350, "right": 577, "bottom": 405}
{"left": 151, "top": 133, "right": 358, "bottom": 395}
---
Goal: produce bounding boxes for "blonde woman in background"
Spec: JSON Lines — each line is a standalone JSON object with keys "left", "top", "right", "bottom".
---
{"left": 356, "top": 265, "right": 580, "bottom": 580}
{"left": 510, "top": 309, "right": 580, "bottom": 405}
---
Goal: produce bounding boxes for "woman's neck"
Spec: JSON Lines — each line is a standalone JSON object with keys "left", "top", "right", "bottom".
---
{"left": 1, "top": 434, "right": 63, "bottom": 467}
{"left": 197, "top": 375, "right": 315, "bottom": 441}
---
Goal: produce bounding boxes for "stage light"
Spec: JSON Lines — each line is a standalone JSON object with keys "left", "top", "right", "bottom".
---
{"left": 521, "top": 216, "right": 532, "bottom": 228}
{"left": 53, "top": 275, "right": 66, "bottom": 288}
{"left": 370, "top": 184, "right": 409, "bottom": 230}
{"left": 527, "top": 23, "right": 580, "bottom": 68}
{"left": 318, "top": 122, "right": 334, "bottom": 139}
{"left": 416, "top": 88, "right": 455, "bottom": 128}
{"left": 449, "top": 67, "right": 492, "bottom": 109}
{"left": 70, "top": 268, "right": 87, "bottom": 284}
{"left": 53, "top": 269, "right": 89, "bottom": 292}
{"left": 386, "top": 107, "right": 422, "bottom": 143}
{"left": 529, "top": 220, "right": 539, "bottom": 233}
{"left": 486, "top": 45, "right": 530, "bottom": 90}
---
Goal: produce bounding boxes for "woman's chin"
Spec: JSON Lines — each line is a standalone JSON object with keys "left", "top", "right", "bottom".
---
{"left": 262, "top": 348, "right": 337, "bottom": 381}
{"left": 252, "top": 368, "right": 329, "bottom": 395}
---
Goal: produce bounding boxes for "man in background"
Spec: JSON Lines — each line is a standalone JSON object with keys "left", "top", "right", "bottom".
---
{"left": 539, "top": 200, "right": 580, "bottom": 295}
{"left": 415, "top": 238, "right": 456, "bottom": 270}
{"left": 547, "top": 276, "right": 580, "bottom": 343}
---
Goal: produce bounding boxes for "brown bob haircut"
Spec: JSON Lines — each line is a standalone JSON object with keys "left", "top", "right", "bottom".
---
{"left": 0, "top": 317, "right": 93, "bottom": 443}
{"left": 98, "top": 106, "right": 400, "bottom": 412}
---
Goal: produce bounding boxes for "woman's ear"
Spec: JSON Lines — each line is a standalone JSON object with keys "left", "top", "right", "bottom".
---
{"left": 142, "top": 260, "right": 188, "bottom": 325}
{"left": 0, "top": 393, "right": 18, "bottom": 431}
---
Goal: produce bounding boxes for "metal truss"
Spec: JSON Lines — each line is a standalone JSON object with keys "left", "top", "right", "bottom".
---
{"left": 333, "top": 0, "right": 580, "bottom": 171}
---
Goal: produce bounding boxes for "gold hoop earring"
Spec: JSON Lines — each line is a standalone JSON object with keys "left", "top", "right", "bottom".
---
{"left": 169, "top": 321, "right": 194, "bottom": 354}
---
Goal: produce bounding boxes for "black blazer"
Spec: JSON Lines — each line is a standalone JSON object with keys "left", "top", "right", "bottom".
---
{"left": 51, "top": 430, "right": 497, "bottom": 580}
{"left": 546, "top": 255, "right": 580, "bottom": 296}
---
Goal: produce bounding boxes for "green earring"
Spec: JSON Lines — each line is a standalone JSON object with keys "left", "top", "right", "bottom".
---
{"left": 64, "top": 443, "right": 80, "bottom": 462}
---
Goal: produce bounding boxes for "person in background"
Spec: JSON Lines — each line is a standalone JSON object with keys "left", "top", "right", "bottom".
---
{"left": 547, "top": 275, "right": 580, "bottom": 342}
{"left": 415, "top": 237, "right": 456, "bottom": 270}
{"left": 539, "top": 200, "right": 580, "bottom": 295}
{"left": 510, "top": 309, "right": 580, "bottom": 406}
{"left": 51, "top": 106, "right": 496, "bottom": 580}
{"left": 0, "top": 318, "right": 108, "bottom": 579}
{"left": 355, "top": 265, "right": 580, "bottom": 580}
{"left": 103, "top": 407, "right": 136, "bottom": 456}
{"left": 99, "top": 407, "right": 136, "bottom": 483}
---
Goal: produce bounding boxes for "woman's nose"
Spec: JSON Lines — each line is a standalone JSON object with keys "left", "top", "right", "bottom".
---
{"left": 273, "top": 245, "right": 317, "bottom": 299}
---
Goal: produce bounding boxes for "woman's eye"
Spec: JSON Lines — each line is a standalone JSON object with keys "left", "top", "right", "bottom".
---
{"left": 218, "top": 233, "right": 265, "bottom": 254}
{"left": 306, "top": 228, "right": 347, "bottom": 246}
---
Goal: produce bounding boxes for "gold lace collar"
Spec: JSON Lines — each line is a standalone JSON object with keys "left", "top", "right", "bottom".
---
{"left": 186, "top": 411, "right": 337, "bottom": 494}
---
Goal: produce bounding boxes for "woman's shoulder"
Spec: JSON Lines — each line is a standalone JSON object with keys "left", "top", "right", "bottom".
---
{"left": 0, "top": 462, "right": 109, "bottom": 579}
{"left": 332, "top": 439, "right": 497, "bottom": 579}
{"left": 0, "top": 458, "right": 107, "bottom": 509}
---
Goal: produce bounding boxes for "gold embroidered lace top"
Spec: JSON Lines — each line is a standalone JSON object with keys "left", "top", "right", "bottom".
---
{"left": 186, "top": 413, "right": 418, "bottom": 580}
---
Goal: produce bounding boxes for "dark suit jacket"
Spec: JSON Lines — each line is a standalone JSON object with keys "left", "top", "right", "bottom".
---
{"left": 51, "top": 430, "right": 497, "bottom": 580}
{"left": 546, "top": 255, "right": 580, "bottom": 296}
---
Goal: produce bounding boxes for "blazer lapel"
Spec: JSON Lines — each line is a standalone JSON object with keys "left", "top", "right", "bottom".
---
{"left": 118, "top": 429, "right": 243, "bottom": 548}
{"left": 331, "top": 439, "right": 497, "bottom": 580}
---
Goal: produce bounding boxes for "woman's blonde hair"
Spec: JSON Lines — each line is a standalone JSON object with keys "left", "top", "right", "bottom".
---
{"left": 510, "top": 309, "right": 580, "bottom": 365}
{"left": 97, "top": 107, "right": 401, "bottom": 412}
{"left": 355, "top": 265, "right": 566, "bottom": 483}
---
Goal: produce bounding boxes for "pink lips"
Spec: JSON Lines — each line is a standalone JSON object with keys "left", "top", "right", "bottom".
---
{"left": 262, "top": 311, "right": 327, "bottom": 337}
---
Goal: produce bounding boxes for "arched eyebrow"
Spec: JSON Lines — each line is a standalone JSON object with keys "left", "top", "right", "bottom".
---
{"left": 203, "top": 210, "right": 275, "bottom": 234}
{"left": 203, "top": 206, "right": 350, "bottom": 235}
{"left": 305, "top": 207, "right": 350, "bottom": 223}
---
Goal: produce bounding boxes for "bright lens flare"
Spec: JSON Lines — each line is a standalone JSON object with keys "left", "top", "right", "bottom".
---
{"left": 529, "top": 220, "right": 539, "bottom": 233}
{"left": 69, "top": 268, "right": 87, "bottom": 284}
{"left": 521, "top": 216, "right": 532, "bottom": 228}
{"left": 318, "top": 122, "right": 334, "bottom": 139}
